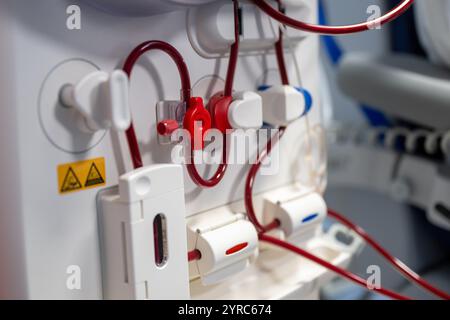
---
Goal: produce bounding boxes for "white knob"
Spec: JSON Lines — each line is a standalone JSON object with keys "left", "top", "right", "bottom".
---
{"left": 60, "top": 70, "right": 131, "bottom": 133}
{"left": 228, "top": 91, "right": 263, "bottom": 130}
{"left": 259, "top": 85, "right": 305, "bottom": 126}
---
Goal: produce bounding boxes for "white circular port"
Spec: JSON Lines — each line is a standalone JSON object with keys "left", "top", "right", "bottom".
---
{"left": 38, "top": 59, "right": 107, "bottom": 154}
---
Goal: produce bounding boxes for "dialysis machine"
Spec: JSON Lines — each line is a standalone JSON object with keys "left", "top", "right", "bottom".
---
{"left": 0, "top": 0, "right": 414, "bottom": 300}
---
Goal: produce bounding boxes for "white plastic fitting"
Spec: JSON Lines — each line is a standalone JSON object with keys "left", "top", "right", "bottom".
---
{"left": 98, "top": 164, "right": 190, "bottom": 300}
{"left": 263, "top": 192, "right": 327, "bottom": 241}
{"left": 228, "top": 91, "right": 263, "bottom": 130}
{"left": 193, "top": 217, "right": 259, "bottom": 285}
{"left": 259, "top": 85, "right": 306, "bottom": 126}
{"left": 60, "top": 70, "right": 131, "bottom": 133}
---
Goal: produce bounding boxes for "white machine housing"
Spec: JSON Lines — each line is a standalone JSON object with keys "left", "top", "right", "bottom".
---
{"left": 0, "top": 0, "right": 354, "bottom": 300}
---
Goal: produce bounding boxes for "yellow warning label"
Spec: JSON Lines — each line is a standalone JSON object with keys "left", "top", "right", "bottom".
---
{"left": 58, "top": 158, "right": 106, "bottom": 194}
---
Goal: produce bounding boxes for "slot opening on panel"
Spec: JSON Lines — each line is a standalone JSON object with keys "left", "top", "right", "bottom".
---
{"left": 153, "top": 214, "right": 169, "bottom": 267}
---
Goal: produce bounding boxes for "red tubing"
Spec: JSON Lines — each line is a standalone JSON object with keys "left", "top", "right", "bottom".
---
{"left": 275, "top": 0, "right": 289, "bottom": 86}
{"left": 275, "top": 35, "right": 289, "bottom": 86}
{"left": 224, "top": 0, "right": 241, "bottom": 97}
{"left": 253, "top": 0, "right": 415, "bottom": 35}
{"left": 245, "top": 2, "right": 416, "bottom": 299}
{"left": 245, "top": 132, "right": 444, "bottom": 300}
{"left": 244, "top": 131, "right": 411, "bottom": 299}
{"left": 245, "top": 18, "right": 288, "bottom": 229}
{"left": 243, "top": 78, "right": 409, "bottom": 299}
{"left": 122, "top": 41, "right": 192, "bottom": 267}
{"left": 122, "top": 2, "right": 240, "bottom": 185}
{"left": 245, "top": 12, "right": 289, "bottom": 231}
{"left": 122, "top": 40, "right": 192, "bottom": 169}
{"left": 185, "top": 0, "right": 241, "bottom": 188}
{"left": 259, "top": 234, "right": 412, "bottom": 300}
{"left": 245, "top": 127, "right": 286, "bottom": 233}
{"left": 186, "top": 148, "right": 228, "bottom": 188}
{"left": 188, "top": 249, "right": 202, "bottom": 262}
{"left": 122, "top": 41, "right": 227, "bottom": 187}
{"left": 328, "top": 209, "right": 450, "bottom": 300}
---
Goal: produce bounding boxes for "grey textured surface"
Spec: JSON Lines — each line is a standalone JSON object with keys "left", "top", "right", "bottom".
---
{"left": 337, "top": 53, "right": 450, "bottom": 129}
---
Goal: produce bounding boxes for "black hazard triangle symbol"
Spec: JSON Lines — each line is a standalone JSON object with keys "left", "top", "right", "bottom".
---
{"left": 85, "top": 163, "right": 105, "bottom": 187}
{"left": 61, "top": 167, "right": 83, "bottom": 193}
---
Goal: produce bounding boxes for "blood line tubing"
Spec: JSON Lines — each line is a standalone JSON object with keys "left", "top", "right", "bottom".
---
{"left": 252, "top": 0, "right": 415, "bottom": 35}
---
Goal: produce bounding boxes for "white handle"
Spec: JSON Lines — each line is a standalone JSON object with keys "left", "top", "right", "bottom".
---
{"left": 108, "top": 70, "right": 130, "bottom": 131}
{"left": 61, "top": 70, "right": 131, "bottom": 132}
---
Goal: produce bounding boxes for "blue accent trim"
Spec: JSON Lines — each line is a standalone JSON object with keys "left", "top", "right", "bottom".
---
{"left": 262, "top": 122, "right": 274, "bottom": 129}
{"left": 302, "top": 213, "right": 319, "bottom": 224}
{"left": 318, "top": 0, "right": 342, "bottom": 65}
{"left": 295, "top": 87, "right": 313, "bottom": 116}
{"left": 360, "top": 105, "right": 392, "bottom": 127}
{"left": 258, "top": 85, "right": 271, "bottom": 92}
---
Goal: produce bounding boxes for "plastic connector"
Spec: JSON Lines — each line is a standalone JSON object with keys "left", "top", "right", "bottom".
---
{"left": 98, "top": 164, "right": 190, "bottom": 300}
{"left": 208, "top": 91, "right": 263, "bottom": 133}
{"left": 156, "top": 100, "right": 186, "bottom": 145}
{"left": 258, "top": 85, "right": 312, "bottom": 126}
{"left": 189, "top": 215, "right": 259, "bottom": 285}
{"left": 157, "top": 119, "right": 179, "bottom": 136}
{"left": 183, "top": 97, "right": 212, "bottom": 150}
{"left": 263, "top": 192, "right": 327, "bottom": 242}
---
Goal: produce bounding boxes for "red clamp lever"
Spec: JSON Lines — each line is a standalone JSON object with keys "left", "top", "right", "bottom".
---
{"left": 183, "top": 97, "right": 212, "bottom": 150}
{"left": 208, "top": 93, "right": 233, "bottom": 134}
